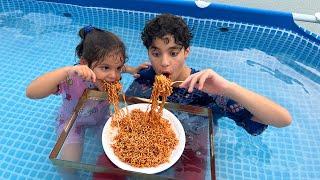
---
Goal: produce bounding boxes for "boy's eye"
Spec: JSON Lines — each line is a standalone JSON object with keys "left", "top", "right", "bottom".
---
{"left": 170, "top": 51, "right": 179, "bottom": 57}
{"left": 117, "top": 66, "right": 123, "bottom": 71}
{"left": 151, "top": 51, "right": 160, "bottom": 57}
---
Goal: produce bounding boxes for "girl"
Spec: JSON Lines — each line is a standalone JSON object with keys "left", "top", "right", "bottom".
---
{"left": 26, "top": 26, "right": 146, "bottom": 170}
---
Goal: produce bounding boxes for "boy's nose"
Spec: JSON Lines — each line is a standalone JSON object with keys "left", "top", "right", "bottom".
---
{"left": 161, "top": 54, "right": 170, "bottom": 67}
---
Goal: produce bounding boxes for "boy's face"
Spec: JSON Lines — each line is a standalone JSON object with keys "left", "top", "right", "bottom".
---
{"left": 148, "top": 35, "right": 190, "bottom": 81}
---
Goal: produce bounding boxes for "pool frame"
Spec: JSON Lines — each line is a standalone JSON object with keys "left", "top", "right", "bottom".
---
{"left": 39, "top": 0, "right": 320, "bottom": 45}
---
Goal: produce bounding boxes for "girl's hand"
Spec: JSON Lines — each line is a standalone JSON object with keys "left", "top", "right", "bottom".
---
{"left": 68, "top": 65, "right": 97, "bottom": 82}
{"left": 179, "top": 69, "right": 231, "bottom": 95}
{"left": 124, "top": 62, "right": 150, "bottom": 78}
{"left": 94, "top": 79, "right": 106, "bottom": 91}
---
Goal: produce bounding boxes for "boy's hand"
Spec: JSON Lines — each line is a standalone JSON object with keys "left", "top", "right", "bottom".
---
{"left": 125, "top": 62, "right": 150, "bottom": 78}
{"left": 179, "top": 69, "right": 231, "bottom": 95}
{"left": 68, "top": 65, "right": 97, "bottom": 82}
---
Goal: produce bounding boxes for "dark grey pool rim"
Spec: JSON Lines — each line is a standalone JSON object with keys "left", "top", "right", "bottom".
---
{"left": 37, "top": 0, "right": 320, "bottom": 45}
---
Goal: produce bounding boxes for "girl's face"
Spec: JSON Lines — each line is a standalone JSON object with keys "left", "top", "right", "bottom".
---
{"left": 89, "top": 54, "right": 124, "bottom": 91}
{"left": 148, "top": 35, "right": 190, "bottom": 81}
{"left": 91, "top": 54, "right": 124, "bottom": 83}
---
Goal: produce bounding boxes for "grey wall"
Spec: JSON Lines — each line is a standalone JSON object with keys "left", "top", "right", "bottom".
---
{"left": 215, "top": 0, "right": 320, "bottom": 34}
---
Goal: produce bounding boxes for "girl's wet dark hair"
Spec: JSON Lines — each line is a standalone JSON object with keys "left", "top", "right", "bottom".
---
{"left": 76, "top": 26, "right": 127, "bottom": 67}
{"left": 141, "top": 13, "right": 193, "bottom": 49}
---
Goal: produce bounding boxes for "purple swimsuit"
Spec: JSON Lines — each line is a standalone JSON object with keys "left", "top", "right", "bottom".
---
{"left": 55, "top": 75, "right": 110, "bottom": 144}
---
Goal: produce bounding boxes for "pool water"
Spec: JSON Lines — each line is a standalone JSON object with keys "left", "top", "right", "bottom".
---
{"left": 0, "top": 0, "right": 320, "bottom": 179}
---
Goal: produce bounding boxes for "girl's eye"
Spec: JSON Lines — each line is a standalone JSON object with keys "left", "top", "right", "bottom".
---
{"left": 102, "top": 66, "right": 109, "bottom": 70}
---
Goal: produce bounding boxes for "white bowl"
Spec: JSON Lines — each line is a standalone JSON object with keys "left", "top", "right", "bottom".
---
{"left": 101, "top": 103, "right": 186, "bottom": 174}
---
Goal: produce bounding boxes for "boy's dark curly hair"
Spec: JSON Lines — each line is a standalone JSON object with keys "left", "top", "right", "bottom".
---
{"left": 141, "top": 13, "right": 193, "bottom": 49}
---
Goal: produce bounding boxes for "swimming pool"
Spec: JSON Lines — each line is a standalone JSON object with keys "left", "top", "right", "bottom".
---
{"left": 1, "top": 0, "right": 320, "bottom": 179}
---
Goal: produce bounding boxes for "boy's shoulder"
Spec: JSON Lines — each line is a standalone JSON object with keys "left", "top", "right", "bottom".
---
{"left": 136, "top": 65, "right": 156, "bottom": 83}
{"left": 125, "top": 77, "right": 153, "bottom": 99}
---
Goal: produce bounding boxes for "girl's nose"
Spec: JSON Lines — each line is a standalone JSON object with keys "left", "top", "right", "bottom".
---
{"left": 108, "top": 71, "right": 118, "bottom": 82}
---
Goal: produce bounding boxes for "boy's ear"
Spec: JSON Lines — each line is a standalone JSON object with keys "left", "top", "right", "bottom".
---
{"left": 184, "top": 47, "right": 190, "bottom": 58}
{"left": 79, "top": 57, "right": 88, "bottom": 65}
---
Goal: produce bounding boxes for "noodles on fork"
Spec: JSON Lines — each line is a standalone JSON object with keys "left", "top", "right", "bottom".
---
{"left": 149, "top": 75, "right": 173, "bottom": 123}
{"left": 103, "top": 80, "right": 124, "bottom": 127}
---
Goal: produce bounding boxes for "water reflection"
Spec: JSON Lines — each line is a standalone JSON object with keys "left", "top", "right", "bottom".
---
{"left": 246, "top": 60, "right": 309, "bottom": 94}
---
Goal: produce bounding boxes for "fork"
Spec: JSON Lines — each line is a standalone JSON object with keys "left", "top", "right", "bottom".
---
{"left": 171, "top": 80, "right": 184, "bottom": 86}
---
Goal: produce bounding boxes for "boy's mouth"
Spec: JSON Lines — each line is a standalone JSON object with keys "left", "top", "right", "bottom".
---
{"left": 162, "top": 72, "right": 171, "bottom": 78}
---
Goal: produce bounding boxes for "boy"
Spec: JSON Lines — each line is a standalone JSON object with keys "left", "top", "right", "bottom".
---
{"left": 125, "top": 13, "right": 291, "bottom": 179}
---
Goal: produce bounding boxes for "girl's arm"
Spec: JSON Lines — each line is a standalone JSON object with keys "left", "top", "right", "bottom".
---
{"left": 26, "top": 65, "right": 96, "bottom": 99}
{"left": 180, "top": 69, "right": 292, "bottom": 127}
{"left": 26, "top": 66, "right": 71, "bottom": 99}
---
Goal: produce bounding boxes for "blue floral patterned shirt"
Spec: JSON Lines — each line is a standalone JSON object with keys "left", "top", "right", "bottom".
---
{"left": 125, "top": 66, "right": 268, "bottom": 135}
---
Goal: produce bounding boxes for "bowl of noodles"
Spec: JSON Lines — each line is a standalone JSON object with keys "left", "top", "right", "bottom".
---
{"left": 101, "top": 103, "right": 186, "bottom": 174}
{"left": 101, "top": 75, "right": 185, "bottom": 174}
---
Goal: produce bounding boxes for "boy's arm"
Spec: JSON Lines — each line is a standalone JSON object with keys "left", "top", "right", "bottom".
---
{"left": 180, "top": 69, "right": 292, "bottom": 128}
{"left": 26, "top": 66, "right": 72, "bottom": 99}
{"left": 223, "top": 82, "right": 291, "bottom": 127}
